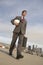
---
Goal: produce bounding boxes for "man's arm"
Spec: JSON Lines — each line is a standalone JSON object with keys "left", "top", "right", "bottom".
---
{"left": 11, "top": 16, "right": 20, "bottom": 25}
{"left": 11, "top": 19, "right": 15, "bottom": 25}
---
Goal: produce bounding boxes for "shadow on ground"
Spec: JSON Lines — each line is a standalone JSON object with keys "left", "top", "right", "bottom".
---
{"left": 0, "top": 49, "right": 16, "bottom": 59}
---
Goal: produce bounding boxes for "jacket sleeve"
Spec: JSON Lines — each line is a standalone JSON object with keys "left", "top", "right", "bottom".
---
{"left": 11, "top": 19, "right": 15, "bottom": 25}
{"left": 11, "top": 16, "right": 18, "bottom": 25}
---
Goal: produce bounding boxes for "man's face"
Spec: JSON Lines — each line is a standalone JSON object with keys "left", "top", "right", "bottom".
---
{"left": 22, "top": 12, "right": 27, "bottom": 17}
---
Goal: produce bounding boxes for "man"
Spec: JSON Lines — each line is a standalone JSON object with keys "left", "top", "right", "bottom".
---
{"left": 9, "top": 10, "right": 27, "bottom": 59}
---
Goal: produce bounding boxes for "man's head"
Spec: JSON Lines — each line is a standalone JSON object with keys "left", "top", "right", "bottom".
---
{"left": 22, "top": 10, "right": 27, "bottom": 17}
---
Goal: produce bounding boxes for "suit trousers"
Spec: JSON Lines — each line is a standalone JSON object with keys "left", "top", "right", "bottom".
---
{"left": 9, "top": 32, "right": 24, "bottom": 56}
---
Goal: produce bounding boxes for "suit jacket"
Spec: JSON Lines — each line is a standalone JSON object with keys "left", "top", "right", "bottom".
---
{"left": 11, "top": 16, "right": 27, "bottom": 35}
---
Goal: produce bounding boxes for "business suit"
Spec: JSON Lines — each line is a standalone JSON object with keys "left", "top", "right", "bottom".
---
{"left": 9, "top": 16, "right": 27, "bottom": 56}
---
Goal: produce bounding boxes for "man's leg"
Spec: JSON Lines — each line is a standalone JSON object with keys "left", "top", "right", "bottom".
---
{"left": 9, "top": 33, "right": 18, "bottom": 55}
{"left": 16, "top": 34, "right": 24, "bottom": 59}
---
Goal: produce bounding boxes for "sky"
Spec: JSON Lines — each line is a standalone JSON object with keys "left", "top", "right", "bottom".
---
{"left": 0, "top": 0, "right": 43, "bottom": 48}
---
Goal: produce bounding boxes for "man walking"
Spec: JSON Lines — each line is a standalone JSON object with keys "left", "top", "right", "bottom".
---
{"left": 9, "top": 10, "right": 27, "bottom": 59}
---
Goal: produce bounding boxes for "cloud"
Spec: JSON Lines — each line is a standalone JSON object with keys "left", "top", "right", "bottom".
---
{"left": 26, "top": 24, "right": 43, "bottom": 45}
{"left": 0, "top": 36, "right": 11, "bottom": 44}
{"left": 0, "top": 0, "right": 43, "bottom": 45}
{"left": 0, "top": 21, "right": 15, "bottom": 38}
{"left": 0, "top": 22, "right": 9, "bottom": 32}
{"left": 28, "top": 24, "right": 43, "bottom": 33}
{"left": 0, "top": 21, "right": 15, "bottom": 32}
{"left": 0, "top": 0, "right": 16, "bottom": 6}
{"left": 0, "top": 0, "right": 43, "bottom": 23}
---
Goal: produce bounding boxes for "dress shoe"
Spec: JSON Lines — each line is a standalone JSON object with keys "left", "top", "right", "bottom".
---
{"left": 9, "top": 52, "right": 12, "bottom": 56}
{"left": 16, "top": 55, "right": 24, "bottom": 59}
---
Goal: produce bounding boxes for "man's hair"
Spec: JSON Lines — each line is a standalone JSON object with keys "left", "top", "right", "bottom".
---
{"left": 22, "top": 10, "right": 27, "bottom": 14}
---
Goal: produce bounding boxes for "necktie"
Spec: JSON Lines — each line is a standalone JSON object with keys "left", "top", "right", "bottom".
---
{"left": 21, "top": 17, "right": 24, "bottom": 23}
